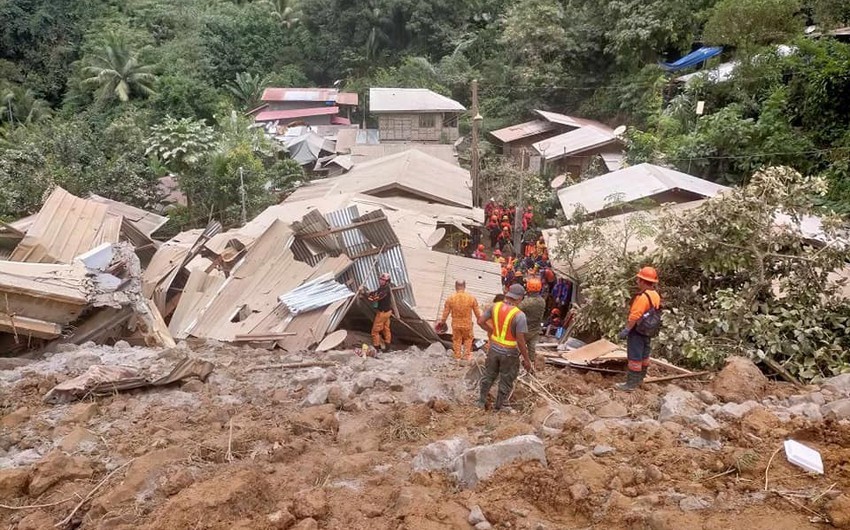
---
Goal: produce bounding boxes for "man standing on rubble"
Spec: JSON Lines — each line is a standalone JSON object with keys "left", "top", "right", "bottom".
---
{"left": 365, "top": 272, "right": 394, "bottom": 352}
{"left": 519, "top": 276, "right": 546, "bottom": 369}
{"left": 477, "top": 284, "right": 532, "bottom": 411}
{"left": 616, "top": 266, "right": 662, "bottom": 391}
{"left": 437, "top": 280, "right": 482, "bottom": 361}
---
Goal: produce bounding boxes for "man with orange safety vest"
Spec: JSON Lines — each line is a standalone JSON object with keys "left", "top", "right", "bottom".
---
{"left": 616, "top": 266, "right": 662, "bottom": 391}
{"left": 437, "top": 280, "right": 482, "bottom": 361}
{"left": 477, "top": 284, "right": 532, "bottom": 410}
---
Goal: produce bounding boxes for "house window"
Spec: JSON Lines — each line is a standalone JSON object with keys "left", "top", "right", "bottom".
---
{"left": 418, "top": 114, "right": 436, "bottom": 128}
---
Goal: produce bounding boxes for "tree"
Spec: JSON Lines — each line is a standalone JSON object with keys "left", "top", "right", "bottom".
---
{"left": 266, "top": 0, "right": 301, "bottom": 28}
{"left": 703, "top": 0, "right": 803, "bottom": 48}
{"left": 0, "top": 85, "right": 51, "bottom": 126}
{"left": 144, "top": 116, "right": 217, "bottom": 177}
{"left": 82, "top": 34, "right": 157, "bottom": 103}
{"left": 227, "top": 72, "right": 268, "bottom": 110}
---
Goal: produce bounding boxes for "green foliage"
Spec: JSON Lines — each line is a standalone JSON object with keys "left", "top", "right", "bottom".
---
{"left": 82, "top": 33, "right": 157, "bottom": 104}
{"left": 704, "top": 0, "right": 803, "bottom": 48}
{"left": 555, "top": 166, "right": 850, "bottom": 380}
{"left": 145, "top": 115, "right": 218, "bottom": 175}
{"left": 227, "top": 72, "right": 268, "bottom": 110}
{"left": 0, "top": 85, "right": 52, "bottom": 126}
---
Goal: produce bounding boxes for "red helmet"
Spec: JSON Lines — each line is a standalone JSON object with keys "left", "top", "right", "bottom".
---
{"left": 551, "top": 308, "right": 560, "bottom": 316}
{"left": 477, "top": 244, "right": 485, "bottom": 251}
{"left": 494, "top": 249, "right": 502, "bottom": 256}
{"left": 637, "top": 266, "right": 658, "bottom": 283}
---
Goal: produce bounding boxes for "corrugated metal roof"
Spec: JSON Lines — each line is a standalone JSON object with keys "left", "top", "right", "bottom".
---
{"left": 489, "top": 120, "right": 558, "bottom": 144}
{"left": 10, "top": 187, "right": 122, "bottom": 264}
{"left": 533, "top": 125, "right": 621, "bottom": 161}
{"left": 89, "top": 195, "right": 168, "bottom": 237}
{"left": 601, "top": 151, "right": 625, "bottom": 171}
{"left": 557, "top": 163, "right": 728, "bottom": 218}
{"left": 254, "top": 107, "right": 339, "bottom": 122}
{"left": 335, "top": 129, "right": 358, "bottom": 153}
{"left": 261, "top": 88, "right": 358, "bottom": 105}
{"left": 331, "top": 116, "right": 352, "bottom": 125}
{"left": 533, "top": 109, "right": 608, "bottom": 130}
{"left": 349, "top": 144, "right": 458, "bottom": 166}
{"left": 404, "top": 248, "right": 502, "bottom": 339}
{"left": 369, "top": 88, "right": 465, "bottom": 113}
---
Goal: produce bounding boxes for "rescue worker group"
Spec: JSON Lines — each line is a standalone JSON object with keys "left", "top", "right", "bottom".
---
{"left": 359, "top": 201, "right": 663, "bottom": 411}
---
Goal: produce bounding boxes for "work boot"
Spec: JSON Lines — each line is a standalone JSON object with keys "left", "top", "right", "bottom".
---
{"left": 615, "top": 371, "right": 641, "bottom": 392}
{"left": 640, "top": 366, "right": 648, "bottom": 384}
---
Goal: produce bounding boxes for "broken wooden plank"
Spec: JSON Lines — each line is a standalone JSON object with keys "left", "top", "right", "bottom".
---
{"left": 644, "top": 371, "right": 712, "bottom": 384}
{"left": 233, "top": 332, "right": 296, "bottom": 342}
{"left": 0, "top": 314, "right": 62, "bottom": 339}
{"left": 651, "top": 357, "right": 693, "bottom": 375}
{"left": 246, "top": 361, "right": 336, "bottom": 372}
{"left": 760, "top": 355, "right": 802, "bottom": 386}
{"left": 561, "top": 339, "right": 624, "bottom": 363}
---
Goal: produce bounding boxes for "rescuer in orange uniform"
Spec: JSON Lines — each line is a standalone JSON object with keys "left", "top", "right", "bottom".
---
{"left": 365, "top": 272, "right": 394, "bottom": 351}
{"left": 477, "top": 284, "right": 532, "bottom": 410}
{"left": 437, "top": 280, "right": 482, "bottom": 361}
{"left": 616, "top": 266, "right": 662, "bottom": 391}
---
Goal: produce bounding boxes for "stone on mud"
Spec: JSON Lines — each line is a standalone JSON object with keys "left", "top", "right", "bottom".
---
{"left": 0, "top": 468, "right": 30, "bottom": 498}
{"left": 424, "top": 342, "right": 447, "bottom": 357}
{"left": 823, "top": 374, "right": 850, "bottom": 396}
{"left": 595, "top": 401, "right": 628, "bottom": 419}
{"left": 29, "top": 451, "right": 94, "bottom": 496}
{"left": 293, "top": 488, "right": 329, "bottom": 519}
{"left": 788, "top": 402, "right": 823, "bottom": 422}
{"left": 658, "top": 388, "right": 702, "bottom": 423}
{"left": 301, "top": 385, "right": 330, "bottom": 407}
{"left": 412, "top": 437, "right": 470, "bottom": 472}
{"left": 715, "top": 400, "right": 760, "bottom": 420}
{"left": 711, "top": 356, "right": 768, "bottom": 402}
{"left": 531, "top": 403, "right": 594, "bottom": 430}
{"left": 822, "top": 399, "right": 850, "bottom": 420}
{"left": 826, "top": 494, "right": 850, "bottom": 529}
{"left": 468, "top": 505, "right": 487, "bottom": 525}
{"left": 453, "top": 435, "right": 547, "bottom": 488}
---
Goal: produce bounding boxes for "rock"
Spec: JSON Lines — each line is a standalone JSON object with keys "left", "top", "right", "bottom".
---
{"left": 532, "top": 404, "right": 594, "bottom": 430}
{"left": 0, "top": 406, "right": 31, "bottom": 428}
{"left": 789, "top": 402, "right": 823, "bottom": 422}
{"left": 826, "top": 494, "right": 850, "bottom": 529}
{"left": 592, "top": 444, "right": 615, "bottom": 457}
{"left": 595, "top": 401, "right": 628, "bottom": 418}
{"left": 822, "top": 399, "right": 850, "bottom": 420}
{"left": 293, "top": 488, "right": 328, "bottom": 519}
{"left": 658, "top": 388, "right": 702, "bottom": 423}
{"left": 468, "top": 505, "right": 487, "bottom": 525}
{"left": 17, "top": 511, "right": 55, "bottom": 530}
{"left": 0, "top": 357, "right": 34, "bottom": 370}
{"left": 679, "top": 495, "right": 711, "bottom": 511}
{"left": 564, "top": 454, "right": 609, "bottom": 489}
{"left": 114, "top": 340, "right": 131, "bottom": 349}
{"left": 302, "top": 385, "right": 330, "bottom": 407}
{"left": 291, "top": 518, "right": 319, "bottom": 530}
{"left": 424, "top": 342, "right": 447, "bottom": 356}
{"left": 267, "top": 509, "right": 296, "bottom": 529}
{"left": 808, "top": 392, "right": 826, "bottom": 405}
{"left": 65, "top": 354, "right": 102, "bottom": 372}
{"left": 181, "top": 380, "right": 205, "bottom": 393}
{"left": 271, "top": 389, "right": 289, "bottom": 405}
{"left": 569, "top": 483, "right": 590, "bottom": 501}
{"left": 360, "top": 503, "right": 384, "bottom": 518}
{"left": 712, "top": 356, "right": 768, "bottom": 402}
{"left": 0, "top": 468, "right": 30, "bottom": 498}
{"left": 292, "top": 368, "right": 326, "bottom": 388}
{"left": 412, "top": 437, "right": 470, "bottom": 472}
{"left": 454, "top": 435, "right": 547, "bottom": 488}
{"left": 62, "top": 402, "right": 99, "bottom": 425}
{"left": 429, "top": 398, "right": 451, "bottom": 413}
{"left": 326, "top": 385, "right": 345, "bottom": 406}
{"left": 646, "top": 465, "right": 663, "bottom": 482}
{"left": 823, "top": 374, "right": 850, "bottom": 396}
{"left": 475, "top": 523, "right": 493, "bottom": 530}
{"left": 162, "top": 468, "right": 196, "bottom": 496}
{"left": 59, "top": 426, "right": 98, "bottom": 453}
{"left": 353, "top": 374, "right": 377, "bottom": 394}
{"left": 697, "top": 390, "right": 717, "bottom": 405}
{"left": 716, "top": 400, "right": 760, "bottom": 420}
{"left": 290, "top": 404, "right": 338, "bottom": 434}
{"left": 691, "top": 413, "right": 720, "bottom": 434}
{"left": 29, "top": 451, "right": 94, "bottom": 496}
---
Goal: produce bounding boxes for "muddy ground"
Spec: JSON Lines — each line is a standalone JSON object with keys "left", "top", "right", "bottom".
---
{"left": 2, "top": 340, "right": 850, "bottom": 530}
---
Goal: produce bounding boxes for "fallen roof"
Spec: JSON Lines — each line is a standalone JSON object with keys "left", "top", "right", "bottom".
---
{"left": 89, "top": 195, "right": 168, "bottom": 237}
{"left": 532, "top": 110, "right": 608, "bottom": 130}
{"left": 369, "top": 88, "right": 465, "bottom": 113}
{"left": 533, "top": 125, "right": 621, "bottom": 162}
{"left": 557, "top": 163, "right": 727, "bottom": 218}
{"left": 254, "top": 107, "right": 339, "bottom": 123}
{"left": 288, "top": 149, "right": 472, "bottom": 208}
{"left": 260, "top": 87, "right": 358, "bottom": 106}
{"left": 489, "top": 120, "right": 558, "bottom": 144}
{"left": 10, "top": 187, "right": 122, "bottom": 264}
{"left": 349, "top": 143, "right": 458, "bottom": 166}
{"left": 403, "top": 247, "right": 502, "bottom": 340}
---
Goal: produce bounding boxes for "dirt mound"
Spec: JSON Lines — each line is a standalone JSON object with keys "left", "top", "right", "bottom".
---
{"left": 711, "top": 356, "right": 769, "bottom": 402}
{"left": 142, "top": 467, "right": 274, "bottom": 530}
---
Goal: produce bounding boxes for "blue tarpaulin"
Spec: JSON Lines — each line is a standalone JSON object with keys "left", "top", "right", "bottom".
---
{"left": 660, "top": 46, "right": 723, "bottom": 72}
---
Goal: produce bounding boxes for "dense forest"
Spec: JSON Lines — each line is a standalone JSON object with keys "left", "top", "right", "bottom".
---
{"left": 2, "top": 0, "right": 850, "bottom": 229}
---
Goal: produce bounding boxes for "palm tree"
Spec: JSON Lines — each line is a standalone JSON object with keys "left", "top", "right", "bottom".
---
{"left": 266, "top": 0, "right": 300, "bottom": 28}
{"left": 82, "top": 34, "right": 157, "bottom": 103}
{"left": 1, "top": 86, "right": 51, "bottom": 127}
{"left": 226, "top": 72, "right": 267, "bottom": 110}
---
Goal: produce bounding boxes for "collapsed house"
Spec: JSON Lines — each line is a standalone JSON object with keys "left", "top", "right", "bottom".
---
{"left": 0, "top": 187, "right": 172, "bottom": 353}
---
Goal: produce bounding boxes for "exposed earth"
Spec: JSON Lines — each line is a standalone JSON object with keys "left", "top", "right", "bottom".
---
{"left": 2, "top": 340, "right": 850, "bottom": 530}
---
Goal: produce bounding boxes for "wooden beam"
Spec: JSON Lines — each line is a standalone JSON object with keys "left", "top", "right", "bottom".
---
{"left": 233, "top": 332, "right": 296, "bottom": 342}
{"left": 644, "top": 371, "right": 712, "bottom": 384}
{"left": 0, "top": 314, "right": 62, "bottom": 339}
{"left": 299, "top": 217, "right": 386, "bottom": 239}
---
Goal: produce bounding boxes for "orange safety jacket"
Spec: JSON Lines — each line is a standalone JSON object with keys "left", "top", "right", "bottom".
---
{"left": 490, "top": 301, "right": 520, "bottom": 348}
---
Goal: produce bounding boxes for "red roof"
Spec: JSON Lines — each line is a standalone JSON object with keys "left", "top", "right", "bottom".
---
{"left": 260, "top": 88, "right": 359, "bottom": 106}
{"left": 331, "top": 116, "right": 352, "bottom": 125}
{"left": 254, "top": 107, "right": 340, "bottom": 122}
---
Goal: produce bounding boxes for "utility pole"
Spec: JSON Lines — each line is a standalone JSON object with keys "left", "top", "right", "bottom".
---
{"left": 239, "top": 166, "right": 247, "bottom": 226}
{"left": 471, "top": 79, "right": 482, "bottom": 208}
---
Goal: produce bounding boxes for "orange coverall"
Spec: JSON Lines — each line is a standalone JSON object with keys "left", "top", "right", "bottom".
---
{"left": 441, "top": 291, "right": 482, "bottom": 360}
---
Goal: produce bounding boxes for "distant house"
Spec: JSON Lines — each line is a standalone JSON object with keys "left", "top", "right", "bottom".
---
{"left": 252, "top": 88, "right": 359, "bottom": 126}
{"left": 369, "top": 88, "right": 465, "bottom": 143}
{"left": 557, "top": 163, "right": 728, "bottom": 220}
{"left": 490, "top": 110, "right": 624, "bottom": 177}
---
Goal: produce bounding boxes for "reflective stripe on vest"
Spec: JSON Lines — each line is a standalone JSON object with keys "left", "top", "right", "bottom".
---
{"left": 491, "top": 301, "right": 520, "bottom": 348}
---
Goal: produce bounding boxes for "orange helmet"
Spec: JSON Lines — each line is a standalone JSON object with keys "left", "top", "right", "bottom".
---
{"left": 477, "top": 244, "right": 485, "bottom": 251}
{"left": 494, "top": 249, "right": 502, "bottom": 256}
{"left": 551, "top": 308, "right": 560, "bottom": 316}
{"left": 526, "top": 277, "right": 542, "bottom": 293}
{"left": 637, "top": 266, "right": 658, "bottom": 283}
{"left": 502, "top": 226, "right": 509, "bottom": 232}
